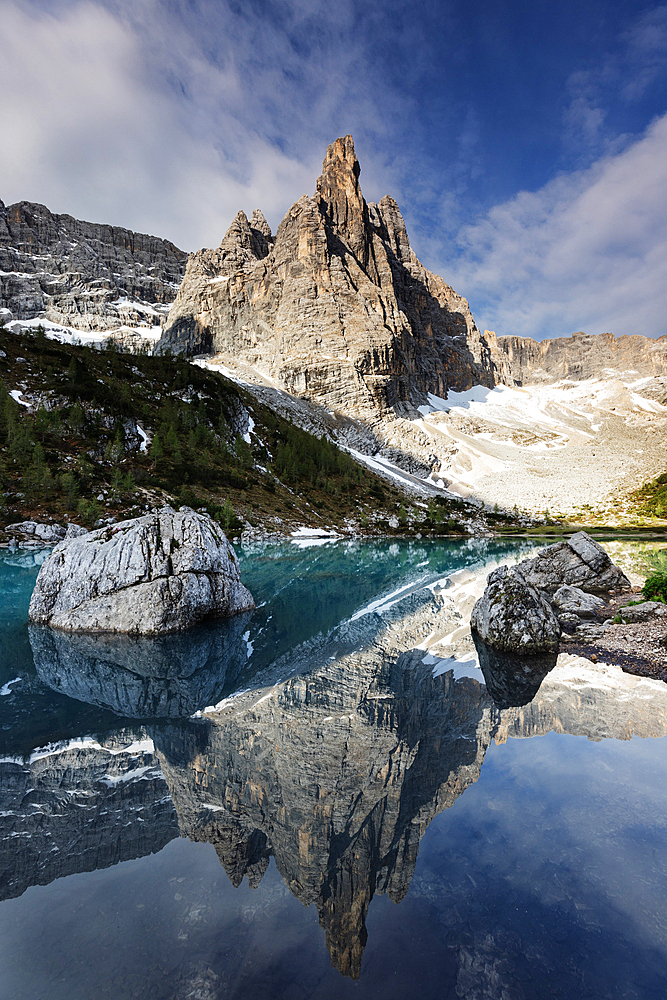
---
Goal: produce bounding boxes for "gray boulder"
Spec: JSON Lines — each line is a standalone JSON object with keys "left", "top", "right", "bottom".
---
{"left": 615, "top": 601, "right": 667, "bottom": 623}
{"left": 515, "top": 531, "right": 630, "bottom": 594}
{"left": 470, "top": 565, "right": 561, "bottom": 655}
{"left": 28, "top": 506, "right": 254, "bottom": 634}
{"left": 552, "top": 585, "right": 604, "bottom": 619}
{"left": 5, "top": 521, "right": 66, "bottom": 544}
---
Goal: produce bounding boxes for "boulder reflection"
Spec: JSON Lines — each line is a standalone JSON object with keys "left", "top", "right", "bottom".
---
{"left": 29, "top": 612, "right": 253, "bottom": 718}
{"left": 473, "top": 632, "right": 558, "bottom": 708}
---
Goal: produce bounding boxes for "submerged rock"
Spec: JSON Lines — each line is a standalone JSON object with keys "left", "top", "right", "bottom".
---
{"left": 28, "top": 506, "right": 255, "bottom": 634}
{"left": 515, "top": 531, "right": 630, "bottom": 594}
{"left": 470, "top": 564, "right": 561, "bottom": 655}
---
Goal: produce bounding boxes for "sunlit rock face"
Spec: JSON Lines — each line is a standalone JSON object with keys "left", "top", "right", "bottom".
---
{"left": 158, "top": 136, "right": 512, "bottom": 419}
{"left": 497, "top": 330, "right": 667, "bottom": 385}
{"left": 0, "top": 198, "right": 186, "bottom": 336}
{"left": 0, "top": 734, "right": 178, "bottom": 902}
{"left": 515, "top": 531, "right": 631, "bottom": 594}
{"left": 28, "top": 507, "right": 255, "bottom": 634}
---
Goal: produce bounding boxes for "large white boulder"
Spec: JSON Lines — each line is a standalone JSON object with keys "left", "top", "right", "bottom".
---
{"left": 28, "top": 506, "right": 254, "bottom": 634}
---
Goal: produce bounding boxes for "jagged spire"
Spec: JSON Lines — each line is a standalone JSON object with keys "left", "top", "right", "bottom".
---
{"left": 315, "top": 135, "right": 370, "bottom": 263}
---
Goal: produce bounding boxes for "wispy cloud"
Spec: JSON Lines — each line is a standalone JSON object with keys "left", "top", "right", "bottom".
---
{"left": 442, "top": 113, "right": 667, "bottom": 340}
{"left": 0, "top": 0, "right": 411, "bottom": 248}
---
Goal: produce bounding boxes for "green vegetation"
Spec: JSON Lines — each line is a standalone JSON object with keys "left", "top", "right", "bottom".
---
{"left": 632, "top": 472, "right": 667, "bottom": 520}
{"left": 642, "top": 572, "right": 667, "bottom": 603}
{"left": 0, "top": 327, "right": 441, "bottom": 534}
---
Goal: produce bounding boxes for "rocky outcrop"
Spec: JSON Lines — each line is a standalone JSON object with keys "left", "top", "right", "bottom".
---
{"left": 515, "top": 531, "right": 631, "bottom": 594}
{"left": 158, "top": 136, "right": 512, "bottom": 419}
{"left": 496, "top": 330, "right": 667, "bottom": 385}
{"left": 0, "top": 197, "right": 186, "bottom": 337}
{"left": 470, "top": 564, "right": 561, "bottom": 654}
{"left": 28, "top": 506, "right": 255, "bottom": 633}
{"left": 551, "top": 584, "right": 604, "bottom": 619}
{"left": 2, "top": 520, "right": 86, "bottom": 546}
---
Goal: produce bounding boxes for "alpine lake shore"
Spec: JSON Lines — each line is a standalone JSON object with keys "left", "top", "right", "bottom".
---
{"left": 1, "top": 324, "right": 666, "bottom": 694}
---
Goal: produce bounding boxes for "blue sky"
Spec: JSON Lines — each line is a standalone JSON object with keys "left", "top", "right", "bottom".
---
{"left": 2, "top": 0, "right": 667, "bottom": 340}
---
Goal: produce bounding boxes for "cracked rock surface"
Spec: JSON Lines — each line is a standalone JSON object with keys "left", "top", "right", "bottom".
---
{"left": 515, "top": 531, "right": 631, "bottom": 594}
{"left": 470, "top": 564, "right": 561, "bottom": 654}
{"left": 28, "top": 506, "right": 255, "bottom": 633}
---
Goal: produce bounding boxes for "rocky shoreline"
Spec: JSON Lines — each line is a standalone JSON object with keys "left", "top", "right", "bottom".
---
{"left": 561, "top": 589, "right": 667, "bottom": 681}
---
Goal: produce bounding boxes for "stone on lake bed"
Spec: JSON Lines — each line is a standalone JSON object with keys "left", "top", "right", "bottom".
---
{"left": 470, "top": 564, "right": 561, "bottom": 655}
{"left": 28, "top": 506, "right": 255, "bottom": 634}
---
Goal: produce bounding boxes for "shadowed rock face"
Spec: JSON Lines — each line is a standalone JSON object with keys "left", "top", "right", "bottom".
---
{"left": 0, "top": 734, "right": 179, "bottom": 902}
{"left": 0, "top": 198, "right": 186, "bottom": 334}
{"left": 158, "top": 136, "right": 512, "bottom": 418}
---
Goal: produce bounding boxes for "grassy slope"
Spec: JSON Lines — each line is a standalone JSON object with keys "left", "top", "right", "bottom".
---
{"left": 0, "top": 327, "right": 498, "bottom": 537}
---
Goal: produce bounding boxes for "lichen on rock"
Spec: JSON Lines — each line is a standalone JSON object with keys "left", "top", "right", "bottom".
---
{"left": 470, "top": 564, "right": 561, "bottom": 655}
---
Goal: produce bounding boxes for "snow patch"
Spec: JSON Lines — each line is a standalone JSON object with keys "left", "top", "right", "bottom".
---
{"left": 0, "top": 677, "right": 21, "bottom": 696}
{"left": 9, "top": 390, "right": 30, "bottom": 408}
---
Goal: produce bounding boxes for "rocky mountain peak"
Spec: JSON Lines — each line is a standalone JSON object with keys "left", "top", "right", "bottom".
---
{"left": 159, "top": 135, "right": 512, "bottom": 419}
{"left": 249, "top": 208, "right": 272, "bottom": 239}
{"left": 315, "top": 134, "right": 370, "bottom": 263}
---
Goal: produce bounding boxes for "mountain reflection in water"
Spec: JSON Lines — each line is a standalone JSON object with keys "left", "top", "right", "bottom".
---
{"left": 7, "top": 548, "right": 667, "bottom": 984}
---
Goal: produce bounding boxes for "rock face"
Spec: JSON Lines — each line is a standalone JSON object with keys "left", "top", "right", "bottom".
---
{"left": 0, "top": 734, "right": 178, "bottom": 902}
{"left": 515, "top": 531, "right": 631, "bottom": 594}
{"left": 28, "top": 507, "right": 254, "bottom": 634}
{"left": 496, "top": 330, "right": 667, "bottom": 385}
{"left": 158, "top": 135, "right": 512, "bottom": 418}
{"left": 470, "top": 564, "right": 561, "bottom": 654}
{"left": 0, "top": 198, "right": 186, "bottom": 338}
{"left": 552, "top": 584, "right": 604, "bottom": 619}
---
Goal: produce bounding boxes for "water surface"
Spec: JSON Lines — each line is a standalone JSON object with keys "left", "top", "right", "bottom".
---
{"left": 1, "top": 537, "right": 666, "bottom": 999}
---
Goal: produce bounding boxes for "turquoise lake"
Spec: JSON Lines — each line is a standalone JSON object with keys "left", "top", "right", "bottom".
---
{"left": 1, "top": 537, "right": 666, "bottom": 999}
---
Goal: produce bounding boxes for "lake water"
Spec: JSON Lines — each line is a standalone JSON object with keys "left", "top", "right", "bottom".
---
{"left": 1, "top": 536, "right": 667, "bottom": 999}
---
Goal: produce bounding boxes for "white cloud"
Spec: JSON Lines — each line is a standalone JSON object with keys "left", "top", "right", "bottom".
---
{"left": 0, "top": 0, "right": 399, "bottom": 249}
{"left": 440, "top": 113, "right": 667, "bottom": 341}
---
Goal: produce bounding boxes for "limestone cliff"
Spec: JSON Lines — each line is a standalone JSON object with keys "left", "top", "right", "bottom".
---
{"left": 0, "top": 733, "right": 178, "bottom": 902}
{"left": 159, "top": 136, "right": 511, "bottom": 418}
{"left": 495, "top": 329, "right": 667, "bottom": 385}
{"left": 0, "top": 198, "right": 187, "bottom": 339}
